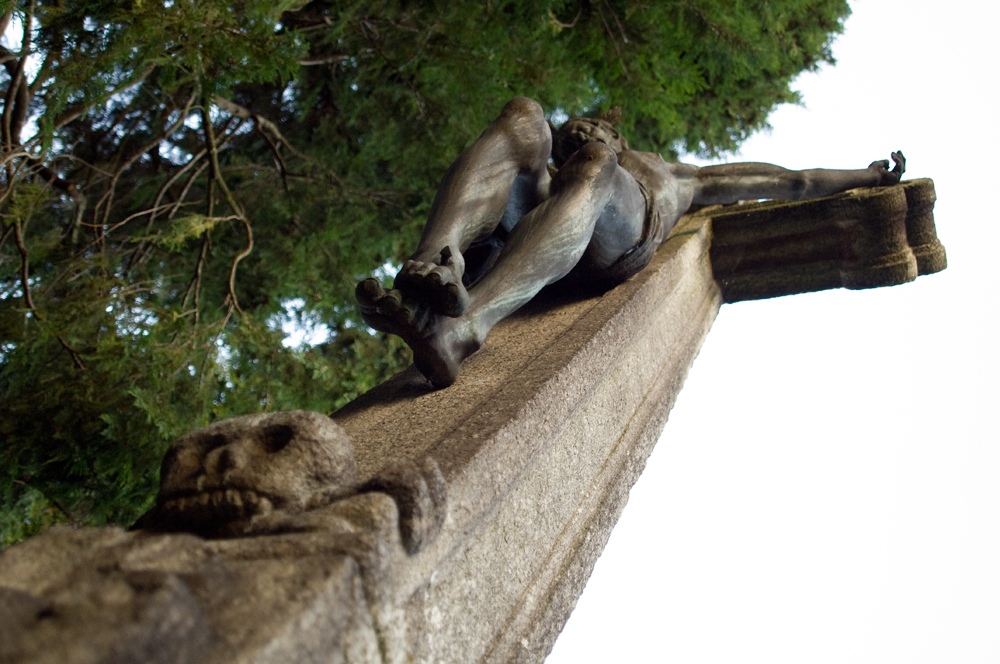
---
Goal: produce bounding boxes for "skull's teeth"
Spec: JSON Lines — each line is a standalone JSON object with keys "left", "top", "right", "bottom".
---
{"left": 162, "top": 489, "right": 268, "bottom": 519}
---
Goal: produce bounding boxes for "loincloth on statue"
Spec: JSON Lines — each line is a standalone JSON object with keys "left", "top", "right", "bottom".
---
{"left": 461, "top": 174, "right": 664, "bottom": 292}
{"left": 561, "top": 176, "right": 664, "bottom": 290}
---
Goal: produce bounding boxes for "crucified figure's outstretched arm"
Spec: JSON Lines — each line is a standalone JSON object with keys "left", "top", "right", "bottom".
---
{"left": 678, "top": 152, "right": 905, "bottom": 207}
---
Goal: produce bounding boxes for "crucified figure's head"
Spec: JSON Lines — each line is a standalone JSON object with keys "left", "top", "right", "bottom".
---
{"left": 551, "top": 117, "right": 629, "bottom": 168}
{"left": 141, "top": 411, "right": 358, "bottom": 537}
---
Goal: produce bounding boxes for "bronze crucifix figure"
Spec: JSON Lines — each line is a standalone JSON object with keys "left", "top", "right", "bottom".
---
{"left": 357, "top": 97, "right": 904, "bottom": 388}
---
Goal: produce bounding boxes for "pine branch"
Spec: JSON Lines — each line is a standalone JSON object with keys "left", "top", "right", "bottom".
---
{"left": 13, "top": 218, "right": 86, "bottom": 371}
{"left": 12, "top": 218, "right": 34, "bottom": 311}
{"left": 212, "top": 96, "right": 311, "bottom": 162}
{"left": 202, "top": 99, "right": 251, "bottom": 315}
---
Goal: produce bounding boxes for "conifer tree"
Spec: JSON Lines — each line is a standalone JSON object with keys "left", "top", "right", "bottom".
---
{"left": 0, "top": 0, "right": 850, "bottom": 545}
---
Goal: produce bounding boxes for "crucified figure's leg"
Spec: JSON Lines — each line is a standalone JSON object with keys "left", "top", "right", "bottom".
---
{"left": 358, "top": 141, "right": 644, "bottom": 387}
{"left": 686, "top": 151, "right": 905, "bottom": 206}
{"left": 389, "top": 97, "right": 552, "bottom": 317}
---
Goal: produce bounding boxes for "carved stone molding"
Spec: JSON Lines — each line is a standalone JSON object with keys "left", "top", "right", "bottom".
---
{"left": 708, "top": 179, "right": 943, "bottom": 302}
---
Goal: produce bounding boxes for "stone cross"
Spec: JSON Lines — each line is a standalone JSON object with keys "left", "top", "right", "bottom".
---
{"left": 0, "top": 180, "right": 944, "bottom": 664}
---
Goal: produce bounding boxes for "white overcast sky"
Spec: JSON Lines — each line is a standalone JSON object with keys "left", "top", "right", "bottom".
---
{"left": 548, "top": 0, "right": 999, "bottom": 662}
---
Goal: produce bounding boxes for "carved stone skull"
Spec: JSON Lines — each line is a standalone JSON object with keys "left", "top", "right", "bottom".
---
{"left": 139, "top": 411, "right": 357, "bottom": 538}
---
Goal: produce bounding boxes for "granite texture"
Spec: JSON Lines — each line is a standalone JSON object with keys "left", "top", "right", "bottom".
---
{"left": 0, "top": 184, "right": 946, "bottom": 664}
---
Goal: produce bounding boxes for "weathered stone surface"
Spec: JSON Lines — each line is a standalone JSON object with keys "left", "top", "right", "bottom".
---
{"left": 708, "top": 179, "right": 942, "bottom": 302}
{"left": 0, "top": 211, "right": 722, "bottom": 664}
{"left": 901, "top": 179, "right": 947, "bottom": 275}
{"left": 331, "top": 211, "right": 722, "bottom": 663}
{"left": 0, "top": 188, "right": 946, "bottom": 664}
{"left": 0, "top": 524, "right": 384, "bottom": 664}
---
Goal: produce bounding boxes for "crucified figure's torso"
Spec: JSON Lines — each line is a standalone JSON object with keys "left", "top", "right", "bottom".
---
{"left": 357, "top": 97, "right": 904, "bottom": 387}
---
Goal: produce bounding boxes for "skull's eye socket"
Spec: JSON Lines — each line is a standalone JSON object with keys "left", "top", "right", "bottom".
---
{"left": 262, "top": 424, "right": 294, "bottom": 453}
{"left": 203, "top": 433, "right": 229, "bottom": 452}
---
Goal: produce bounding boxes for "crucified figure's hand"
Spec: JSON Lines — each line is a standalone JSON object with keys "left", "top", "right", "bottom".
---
{"left": 868, "top": 151, "right": 906, "bottom": 186}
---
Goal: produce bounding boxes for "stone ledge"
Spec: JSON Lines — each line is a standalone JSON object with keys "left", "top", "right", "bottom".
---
{"left": 331, "top": 211, "right": 722, "bottom": 662}
{"left": 0, "top": 182, "right": 946, "bottom": 664}
{"left": 0, "top": 213, "right": 722, "bottom": 664}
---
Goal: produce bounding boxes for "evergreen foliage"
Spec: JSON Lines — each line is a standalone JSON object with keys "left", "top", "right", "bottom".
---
{"left": 0, "top": 0, "right": 849, "bottom": 546}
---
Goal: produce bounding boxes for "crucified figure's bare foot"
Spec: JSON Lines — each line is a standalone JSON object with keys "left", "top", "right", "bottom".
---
{"left": 356, "top": 277, "right": 479, "bottom": 388}
{"left": 392, "top": 247, "right": 470, "bottom": 317}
